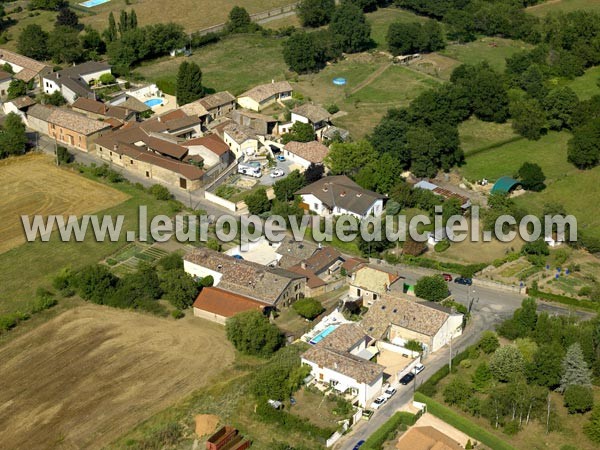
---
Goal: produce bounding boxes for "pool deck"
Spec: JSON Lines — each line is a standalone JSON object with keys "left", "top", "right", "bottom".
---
{"left": 149, "top": 94, "right": 176, "bottom": 115}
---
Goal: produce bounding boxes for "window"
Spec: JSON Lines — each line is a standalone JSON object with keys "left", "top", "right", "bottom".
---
{"left": 373, "top": 294, "right": 378, "bottom": 300}
{"left": 130, "top": 159, "right": 133, "bottom": 165}
{"left": 145, "top": 171, "right": 150, "bottom": 178}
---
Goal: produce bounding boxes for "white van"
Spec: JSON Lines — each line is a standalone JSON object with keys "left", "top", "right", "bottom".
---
{"left": 238, "top": 162, "right": 262, "bottom": 178}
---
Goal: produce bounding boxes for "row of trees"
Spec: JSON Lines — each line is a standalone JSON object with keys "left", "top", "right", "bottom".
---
{"left": 441, "top": 303, "right": 600, "bottom": 441}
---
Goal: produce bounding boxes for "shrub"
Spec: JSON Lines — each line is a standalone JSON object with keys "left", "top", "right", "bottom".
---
{"left": 478, "top": 331, "right": 500, "bottom": 354}
{"left": 56, "top": 146, "right": 72, "bottom": 165}
{"left": 148, "top": 184, "right": 172, "bottom": 200}
{"left": 362, "top": 412, "right": 417, "bottom": 450}
{"left": 171, "top": 309, "right": 185, "bottom": 319}
{"left": 503, "top": 420, "right": 520, "bottom": 435}
{"left": 564, "top": 384, "right": 594, "bottom": 414}
{"left": 292, "top": 297, "right": 324, "bottom": 320}
{"left": 255, "top": 400, "right": 333, "bottom": 440}
{"left": 226, "top": 310, "right": 284, "bottom": 357}
{"left": 405, "top": 340, "right": 423, "bottom": 352}
{"left": 158, "top": 253, "right": 183, "bottom": 271}
{"left": 434, "top": 240, "right": 451, "bottom": 252}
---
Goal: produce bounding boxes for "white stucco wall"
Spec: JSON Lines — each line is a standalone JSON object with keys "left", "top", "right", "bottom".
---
{"left": 431, "top": 314, "right": 464, "bottom": 353}
{"left": 183, "top": 260, "right": 223, "bottom": 285}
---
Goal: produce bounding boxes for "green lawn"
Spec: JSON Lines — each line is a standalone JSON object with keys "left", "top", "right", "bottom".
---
{"left": 527, "top": 0, "right": 600, "bottom": 16}
{"left": 0, "top": 172, "right": 177, "bottom": 317}
{"left": 1, "top": 8, "right": 57, "bottom": 51}
{"left": 367, "top": 6, "right": 429, "bottom": 49}
{"left": 564, "top": 65, "right": 600, "bottom": 100}
{"left": 514, "top": 165, "right": 600, "bottom": 240}
{"left": 135, "top": 34, "right": 289, "bottom": 96}
{"left": 460, "top": 131, "right": 574, "bottom": 183}
{"left": 459, "top": 117, "right": 520, "bottom": 155}
{"left": 440, "top": 37, "right": 534, "bottom": 73}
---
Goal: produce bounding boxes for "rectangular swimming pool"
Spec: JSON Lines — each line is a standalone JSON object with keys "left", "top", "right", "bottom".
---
{"left": 309, "top": 325, "right": 338, "bottom": 345}
{"left": 79, "top": 0, "right": 111, "bottom": 8}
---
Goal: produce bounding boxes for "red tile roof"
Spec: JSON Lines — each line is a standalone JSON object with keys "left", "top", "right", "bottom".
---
{"left": 193, "top": 287, "right": 269, "bottom": 318}
{"left": 183, "top": 133, "right": 230, "bottom": 156}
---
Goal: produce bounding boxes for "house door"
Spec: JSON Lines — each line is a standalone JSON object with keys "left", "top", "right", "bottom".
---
{"left": 179, "top": 178, "right": 187, "bottom": 189}
{"left": 357, "top": 289, "right": 361, "bottom": 296}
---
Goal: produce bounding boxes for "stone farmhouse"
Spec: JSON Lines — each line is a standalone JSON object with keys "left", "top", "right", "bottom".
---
{"left": 237, "top": 80, "right": 292, "bottom": 112}
{"left": 42, "top": 61, "right": 112, "bottom": 104}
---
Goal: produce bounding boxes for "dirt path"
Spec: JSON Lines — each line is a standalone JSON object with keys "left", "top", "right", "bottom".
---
{"left": 348, "top": 62, "right": 393, "bottom": 96}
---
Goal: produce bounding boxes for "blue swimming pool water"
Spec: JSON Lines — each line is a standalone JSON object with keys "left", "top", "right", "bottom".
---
{"left": 80, "top": 0, "right": 111, "bottom": 7}
{"left": 310, "top": 325, "right": 337, "bottom": 345}
{"left": 144, "top": 98, "right": 164, "bottom": 107}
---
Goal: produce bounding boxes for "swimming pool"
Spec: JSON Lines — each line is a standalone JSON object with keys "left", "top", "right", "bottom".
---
{"left": 80, "top": 0, "right": 111, "bottom": 7}
{"left": 309, "top": 325, "right": 338, "bottom": 345}
{"left": 144, "top": 98, "right": 164, "bottom": 108}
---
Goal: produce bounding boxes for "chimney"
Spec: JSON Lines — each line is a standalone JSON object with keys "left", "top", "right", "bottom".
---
{"left": 301, "top": 261, "right": 307, "bottom": 270}
{"left": 113, "top": 144, "right": 118, "bottom": 151}
{"left": 340, "top": 191, "right": 346, "bottom": 197}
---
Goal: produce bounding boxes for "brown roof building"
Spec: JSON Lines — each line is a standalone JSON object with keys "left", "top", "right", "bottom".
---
{"left": 283, "top": 141, "right": 329, "bottom": 166}
{"left": 72, "top": 97, "right": 136, "bottom": 122}
{"left": 192, "top": 287, "right": 270, "bottom": 325}
{"left": 237, "top": 81, "right": 293, "bottom": 111}
{"left": 0, "top": 49, "right": 52, "bottom": 84}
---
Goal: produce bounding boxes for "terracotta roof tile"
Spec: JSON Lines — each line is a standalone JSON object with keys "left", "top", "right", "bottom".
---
{"left": 284, "top": 141, "right": 329, "bottom": 164}
{"left": 193, "top": 286, "right": 269, "bottom": 318}
{"left": 239, "top": 81, "right": 292, "bottom": 103}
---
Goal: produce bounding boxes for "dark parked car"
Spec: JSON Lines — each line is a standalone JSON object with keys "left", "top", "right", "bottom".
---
{"left": 454, "top": 277, "right": 472, "bottom": 286}
{"left": 352, "top": 440, "right": 365, "bottom": 450}
{"left": 442, "top": 273, "right": 453, "bottom": 282}
{"left": 400, "top": 373, "right": 415, "bottom": 385}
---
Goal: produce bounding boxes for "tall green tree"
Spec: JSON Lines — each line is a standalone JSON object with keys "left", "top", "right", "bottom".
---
{"left": 517, "top": 162, "right": 546, "bottom": 191}
{"left": 49, "top": 26, "right": 83, "bottom": 64}
{"left": 273, "top": 170, "right": 305, "bottom": 202}
{"left": 510, "top": 98, "right": 546, "bottom": 141}
{"left": 160, "top": 268, "right": 199, "bottom": 309}
{"left": 176, "top": 61, "right": 204, "bottom": 106}
{"left": 528, "top": 342, "right": 564, "bottom": 389}
{"left": 55, "top": 7, "right": 79, "bottom": 29}
{"left": 543, "top": 86, "right": 579, "bottom": 131}
{"left": 282, "top": 121, "right": 316, "bottom": 144}
{"left": 414, "top": 275, "right": 449, "bottom": 302}
{"left": 17, "top": 24, "right": 50, "bottom": 60}
{"left": 0, "top": 113, "right": 28, "bottom": 159}
{"left": 283, "top": 31, "right": 327, "bottom": 73}
{"left": 297, "top": 0, "right": 335, "bottom": 27}
{"left": 245, "top": 187, "right": 271, "bottom": 215}
{"left": 584, "top": 405, "right": 600, "bottom": 444}
{"left": 226, "top": 6, "right": 254, "bottom": 33}
{"left": 325, "top": 140, "right": 377, "bottom": 176}
{"left": 7, "top": 80, "right": 27, "bottom": 100}
{"left": 226, "top": 310, "right": 284, "bottom": 357}
{"left": 489, "top": 345, "right": 525, "bottom": 382}
{"left": 105, "top": 11, "right": 118, "bottom": 42}
{"left": 329, "top": 4, "right": 372, "bottom": 53}
{"left": 568, "top": 118, "right": 600, "bottom": 169}
{"left": 560, "top": 342, "right": 592, "bottom": 392}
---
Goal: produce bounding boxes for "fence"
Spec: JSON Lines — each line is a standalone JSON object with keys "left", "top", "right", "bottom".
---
{"left": 194, "top": 2, "right": 300, "bottom": 36}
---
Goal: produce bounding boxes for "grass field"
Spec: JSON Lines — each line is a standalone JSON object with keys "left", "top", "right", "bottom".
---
{"left": 460, "top": 131, "right": 574, "bottom": 183}
{"left": 565, "top": 65, "right": 600, "bottom": 100}
{"left": 0, "top": 154, "right": 129, "bottom": 255}
{"left": 136, "top": 33, "right": 289, "bottom": 96}
{"left": 440, "top": 37, "right": 534, "bottom": 73}
{"left": 78, "top": 0, "right": 293, "bottom": 32}
{"left": 0, "top": 305, "right": 234, "bottom": 450}
{"left": 458, "top": 117, "right": 520, "bottom": 155}
{"left": 527, "top": 0, "right": 600, "bottom": 16}
{"left": 0, "top": 159, "right": 178, "bottom": 317}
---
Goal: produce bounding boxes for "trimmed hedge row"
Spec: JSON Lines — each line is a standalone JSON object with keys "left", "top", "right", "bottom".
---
{"left": 529, "top": 288, "right": 600, "bottom": 312}
{"left": 414, "top": 393, "right": 517, "bottom": 450}
{"left": 362, "top": 412, "right": 418, "bottom": 450}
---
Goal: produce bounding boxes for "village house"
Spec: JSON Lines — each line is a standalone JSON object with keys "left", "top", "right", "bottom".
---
{"left": 2, "top": 96, "right": 36, "bottom": 120}
{"left": 0, "top": 49, "right": 52, "bottom": 88}
{"left": 237, "top": 80, "right": 292, "bottom": 112}
{"left": 26, "top": 104, "right": 111, "bottom": 152}
{"left": 180, "top": 91, "right": 237, "bottom": 125}
{"left": 182, "top": 133, "right": 234, "bottom": 169}
{"left": 222, "top": 122, "right": 260, "bottom": 159}
{"left": 72, "top": 97, "right": 137, "bottom": 122}
{"left": 0, "top": 70, "right": 11, "bottom": 98}
{"left": 95, "top": 123, "right": 206, "bottom": 190}
{"left": 348, "top": 265, "right": 403, "bottom": 304}
{"left": 290, "top": 103, "right": 331, "bottom": 140}
{"left": 192, "top": 286, "right": 272, "bottom": 325}
{"left": 301, "top": 324, "right": 385, "bottom": 407}
{"left": 283, "top": 141, "right": 329, "bottom": 170}
{"left": 360, "top": 293, "right": 464, "bottom": 354}
{"left": 275, "top": 239, "right": 320, "bottom": 269}
{"left": 106, "top": 93, "right": 152, "bottom": 115}
{"left": 231, "top": 109, "right": 279, "bottom": 136}
{"left": 184, "top": 248, "right": 306, "bottom": 309}
{"left": 296, "top": 175, "right": 387, "bottom": 219}
{"left": 287, "top": 245, "right": 346, "bottom": 297}
{"left": 42, "top": 61, "right": 112, "bottom": 104}
{"left": 140, "top": 108, "right": 202, "bottom": 139}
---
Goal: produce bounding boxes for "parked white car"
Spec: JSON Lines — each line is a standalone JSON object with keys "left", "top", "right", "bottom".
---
{"left": 413, "top": 363, "right": 425, "bottom": 374}
{"left": 270, "top": 169, "right": 285, "bottom": 178}
{"left": 370, "top": 395, "right": 388, "bottom": 410}
{"left": 383, "top": 386, "right": 397, "bottom": 399}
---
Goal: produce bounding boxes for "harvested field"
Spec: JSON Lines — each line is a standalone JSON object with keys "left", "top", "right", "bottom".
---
{"left": 0, "top": 154, "right": 129, "bottom": 254}
{"left": 0, "top": 305, "right": 234, "bottom": 449}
